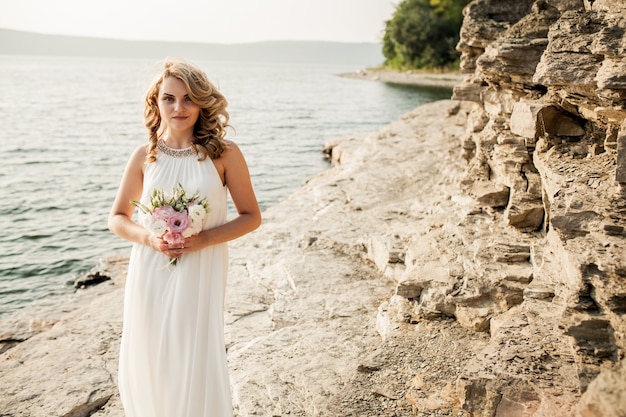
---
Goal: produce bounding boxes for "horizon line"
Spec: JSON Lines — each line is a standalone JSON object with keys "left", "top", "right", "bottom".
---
{"left": 0, "top": 27, "right": 383, "bottom": 46}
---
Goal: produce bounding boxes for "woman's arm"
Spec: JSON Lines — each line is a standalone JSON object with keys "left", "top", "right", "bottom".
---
{"left": 108, "top": 145, "right": 160, "bottom": 250}
{"left": 186, "top": 142, "right": 261, "bottom": 250}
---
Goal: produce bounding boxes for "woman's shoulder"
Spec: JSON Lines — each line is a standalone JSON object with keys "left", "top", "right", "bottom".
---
{"left": 213, "top": 140, "right": 248, "bottom": 174}
{"left": 217, "top": 140, "right": 243, "bottom": 161}
{"left": 132, "top": 143, "right": 149, "bottom": 156}
{"left": 224, "top": 139, "right": 240, "bottom": 150}
{"left": 127, "top": 143, "right": 149, "bottom": 168}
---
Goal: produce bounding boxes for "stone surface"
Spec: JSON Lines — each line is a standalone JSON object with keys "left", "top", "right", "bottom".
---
{"left": 617, "top": 123, "right": 626, "bottom": 183}
{"left": 0, "top": 257, "right": 127, "bottom": 417}
{"left": 453, "top": 0, "right": 626, "bottom": 416}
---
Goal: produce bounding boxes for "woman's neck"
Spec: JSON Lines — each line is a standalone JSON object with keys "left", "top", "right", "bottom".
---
{"left": 164, "top": 130, "right": 194, "bottom": 149}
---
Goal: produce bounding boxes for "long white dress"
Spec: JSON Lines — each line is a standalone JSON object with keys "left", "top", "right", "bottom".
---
{"left": 118, "top": 141, "right": 232, "bottom": 417}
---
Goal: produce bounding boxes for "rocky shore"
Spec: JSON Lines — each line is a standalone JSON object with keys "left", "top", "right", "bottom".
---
{"left": 0, "top": 95, "right": 478, "bottom": 417}
{"left": 0, "top": 100, "right": 475, "bottom": 417}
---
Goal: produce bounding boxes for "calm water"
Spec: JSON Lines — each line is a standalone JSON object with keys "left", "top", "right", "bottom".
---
{"left": 0, "top": 55, "right": 451, "bottom": 319}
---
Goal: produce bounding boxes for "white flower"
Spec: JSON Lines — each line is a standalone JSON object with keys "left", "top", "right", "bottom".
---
{"left": 188, "top": 204, "right": 207, "bottom": 223}
{"left": 190, "top": 216, "right": 203, "bottom": 228}
{"left": 148, "top": 217, "right": 167, "bottom": 236}
{"left": 182, "top": 221, "right": 202, "bottom": 238}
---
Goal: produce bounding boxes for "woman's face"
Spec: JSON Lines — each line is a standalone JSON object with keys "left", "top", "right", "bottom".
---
{"left": 157, "top": 76, "right": 200, "bottom": 134}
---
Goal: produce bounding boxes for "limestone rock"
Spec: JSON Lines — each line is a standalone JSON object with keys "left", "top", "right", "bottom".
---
{"left": 617, "top": 124, "right": 626, "bottom": 183}
{"left": 470, "top": 180, "right": 510, "bottom": 208}
{"left": 452, "top": 0, "right": 626, "bottom": 415}
{"left": 0, "top": 275, "right": 124, "bottom": 416}
{"left": 576, "top": 359, "right": 626, "bottom": 417}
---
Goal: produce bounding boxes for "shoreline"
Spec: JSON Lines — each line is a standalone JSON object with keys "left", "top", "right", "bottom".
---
{"left": 0, "top": 255, "right": 129, "bottom": 352}
{"left": 338, "top": 67, "right": 465, "bottom": 88}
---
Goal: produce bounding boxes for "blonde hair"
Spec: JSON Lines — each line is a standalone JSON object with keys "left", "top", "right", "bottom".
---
{"left": 144, "top": 58, "right": 230, "bottom": 162}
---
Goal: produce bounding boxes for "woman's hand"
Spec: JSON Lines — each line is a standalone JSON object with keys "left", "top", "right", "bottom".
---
{"left": 149, "top": 235, "right": 186, "bottom": 260}
{"left": 163, "top": 242, "right": 186, "bottom": 260}
{"left": 177, "top": 233, "right": 205, "bottom": 253}
{"left": 149, "top": 232, "right": 206, "bottom": 259}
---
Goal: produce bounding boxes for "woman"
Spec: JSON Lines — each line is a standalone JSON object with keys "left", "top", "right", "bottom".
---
{"left": 108, "top": 58, "right": 261, "bottom": 417}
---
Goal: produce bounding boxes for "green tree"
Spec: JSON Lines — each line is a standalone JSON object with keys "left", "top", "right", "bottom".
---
{"left": 383, "top": 0, "right": 470, "bottom": 70}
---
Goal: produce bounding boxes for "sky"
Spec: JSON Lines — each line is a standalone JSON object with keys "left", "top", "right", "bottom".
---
{"left": 0, "top": 0, "right": 397, "bottom": 44}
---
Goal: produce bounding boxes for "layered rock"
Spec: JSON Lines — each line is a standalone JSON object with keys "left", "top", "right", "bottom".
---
{"left": 438, "top": 0, "right": 626, "bottom": 415}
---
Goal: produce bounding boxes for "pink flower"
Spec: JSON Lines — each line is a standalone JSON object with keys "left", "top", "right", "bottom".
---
{"left": 153, "top": 205, "right": 176, "bottom": 220}
{"left": 163, "top": 231, "right": 184, "bottom": 245}
{"left": 166, "top": 211, "right": 190, "bottom": 233}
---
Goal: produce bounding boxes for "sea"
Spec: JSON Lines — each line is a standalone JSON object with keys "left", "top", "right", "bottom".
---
{"left": 0, "top": 55, "right": 452, "bottom": 322}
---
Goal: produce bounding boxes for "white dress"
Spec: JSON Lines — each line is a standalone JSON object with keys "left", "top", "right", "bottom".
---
{"left": 118, "top": 141, "right": 232, "bottom": 417}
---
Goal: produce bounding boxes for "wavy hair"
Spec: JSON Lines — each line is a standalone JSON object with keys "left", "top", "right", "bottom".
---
{"left": 144, "top": 58, "right": 230, "bottom": 162}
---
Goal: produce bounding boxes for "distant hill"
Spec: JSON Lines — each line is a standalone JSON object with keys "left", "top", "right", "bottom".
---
{"left": 0, "top": 28, "right": 383, "bottom": 66}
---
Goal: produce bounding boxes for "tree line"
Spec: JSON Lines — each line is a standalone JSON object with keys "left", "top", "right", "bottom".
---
{"left": 382, "top": 0, "right": 471, "bottom": 71}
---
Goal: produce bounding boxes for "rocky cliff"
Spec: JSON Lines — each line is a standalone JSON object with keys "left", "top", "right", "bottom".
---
{"left": 446, "top": 0, "right": 626, "bottom": 415}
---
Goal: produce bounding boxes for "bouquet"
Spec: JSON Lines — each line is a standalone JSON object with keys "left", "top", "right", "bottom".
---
{"left": 132, "top": 183, "right": 210, "bottom": 265}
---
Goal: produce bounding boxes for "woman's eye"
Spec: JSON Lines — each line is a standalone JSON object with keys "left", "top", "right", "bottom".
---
{"left": 185, "top": 97, "right": 192, "bottom": 102}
